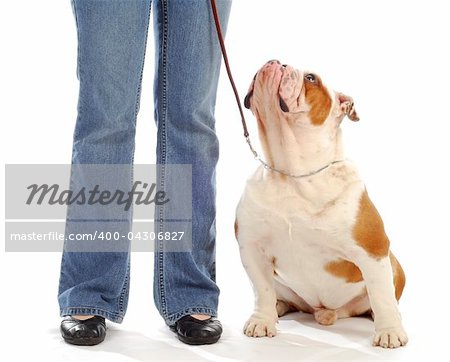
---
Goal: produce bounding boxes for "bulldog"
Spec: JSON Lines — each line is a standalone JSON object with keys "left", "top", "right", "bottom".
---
{"left": 235, "top": 60, "right": 407, "bottom": 348}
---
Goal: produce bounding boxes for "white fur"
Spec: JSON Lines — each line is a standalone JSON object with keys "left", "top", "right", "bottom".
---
{"left": 236, "top": 61, "right": 407, "bottom": 348}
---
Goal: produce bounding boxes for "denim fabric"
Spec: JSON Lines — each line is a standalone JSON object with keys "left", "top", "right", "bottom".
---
{"left": 58, "top": 0, "right": 231, "bottom": 325}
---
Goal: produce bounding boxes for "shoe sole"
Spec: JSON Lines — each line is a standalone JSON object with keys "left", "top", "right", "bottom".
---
{"left": 176, "top": 334, "right": 221, "bottom": 345}
{"left": 62, "top": 335, "right": 105, "bottom": 346}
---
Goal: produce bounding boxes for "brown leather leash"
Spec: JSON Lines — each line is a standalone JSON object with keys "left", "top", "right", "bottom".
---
{"left": 210, "top": 0, "right": 249, "bottom": 138}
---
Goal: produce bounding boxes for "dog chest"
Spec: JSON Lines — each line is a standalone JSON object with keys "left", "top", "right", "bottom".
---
{"left": 236, "top": 169, "right": 367, "bottom": 308}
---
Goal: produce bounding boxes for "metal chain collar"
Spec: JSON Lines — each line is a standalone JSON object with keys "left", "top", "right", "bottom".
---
{"left": 245, "top": 137, "right": 345, "bottom": 179}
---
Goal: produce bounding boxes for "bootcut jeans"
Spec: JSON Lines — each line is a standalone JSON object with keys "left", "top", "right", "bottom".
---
{"left": 58, "top": 0, "right": 231, "bottom": 326}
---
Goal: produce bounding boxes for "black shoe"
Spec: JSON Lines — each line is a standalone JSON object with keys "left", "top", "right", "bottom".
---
{"left": 170, "top": 315, "right": 222, "bottom": 345}
{"left": 60, "top": 316, "right": 106, "bottom": 346}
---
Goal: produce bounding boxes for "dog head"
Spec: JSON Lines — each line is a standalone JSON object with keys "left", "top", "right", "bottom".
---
{"left": 244, "top": 60, "right": 359, "bottom": 127}
{"left": 243, "top": 60, "right": 359, "bottom": 173}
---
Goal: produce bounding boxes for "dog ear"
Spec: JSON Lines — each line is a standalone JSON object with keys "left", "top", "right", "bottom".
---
{"left": 244, "top": 73, "right": 257, "bottom": 109}
{"left": 338, "top": 92, "right": 359, "bottom": 121}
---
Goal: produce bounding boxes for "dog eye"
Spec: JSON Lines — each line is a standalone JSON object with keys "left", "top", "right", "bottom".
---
{"left": 305, "top": 74, "right": 316, "bottom": 83}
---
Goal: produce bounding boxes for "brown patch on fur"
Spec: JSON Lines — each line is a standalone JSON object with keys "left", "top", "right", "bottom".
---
{"left": 304, "top": 75, "right": 332, "bottom": 126}
{"left": 353, "top": 190, "right": 390, "bottom": 258}
{"left": 325, "top": 259, "right": 363, "bottom": 283}
{"left": 390, "top": 252, "right": 406, "bottom": 300}
{"left": 234, "top": 220, "right": 239, "bottom": 239}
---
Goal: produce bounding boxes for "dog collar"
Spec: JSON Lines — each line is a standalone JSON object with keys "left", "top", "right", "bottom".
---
{"left": 246, "top": 136, "right": 345, "bottom": 179}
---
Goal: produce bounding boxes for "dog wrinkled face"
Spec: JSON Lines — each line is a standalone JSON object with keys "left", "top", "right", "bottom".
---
{"left": 244, "top": 60, "right": 359, "bottom": 126}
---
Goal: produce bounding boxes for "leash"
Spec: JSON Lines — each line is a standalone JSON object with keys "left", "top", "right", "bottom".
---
{"left": 210, "top": 0, "right": 346, "bottom": 178}
{"left": 210, "top": 0, "right": 249, "bottom": 138}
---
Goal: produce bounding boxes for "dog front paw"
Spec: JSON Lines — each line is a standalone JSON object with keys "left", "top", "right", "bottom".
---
{"left": 373, "top": 326, "right": 408, "bottom": 348}
{"left": 243, "top": 316, "right": 277, "bottom": 338}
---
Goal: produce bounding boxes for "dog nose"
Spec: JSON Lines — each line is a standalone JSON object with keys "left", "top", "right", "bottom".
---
{"left": 267, "top": 59, "right": 281, "bottom": 65}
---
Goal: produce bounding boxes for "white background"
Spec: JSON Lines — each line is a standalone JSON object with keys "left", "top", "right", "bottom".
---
{"left": 1, "top": 0, "right": 450, "bottom": 360}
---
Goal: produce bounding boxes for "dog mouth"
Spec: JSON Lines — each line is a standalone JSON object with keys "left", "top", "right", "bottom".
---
{"left": 244, "top": 61, "right": 303, "bottom": 114}
{"left": 278, "top": 64, "right": 304, "bottom": 113}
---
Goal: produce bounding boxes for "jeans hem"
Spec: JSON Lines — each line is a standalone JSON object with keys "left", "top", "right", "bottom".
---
{"left": 165, "top": 307, "right": 218, "bottom": 326}
{"left": 60, "top": 307, "right": 124, "bottom": 324}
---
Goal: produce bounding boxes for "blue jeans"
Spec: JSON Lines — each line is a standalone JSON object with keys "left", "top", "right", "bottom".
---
{"left": 58, "top": 0, "right": 231, "bottom": 326}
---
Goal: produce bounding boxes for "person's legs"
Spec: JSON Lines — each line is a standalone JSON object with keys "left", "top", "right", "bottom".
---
{"left": 58, "top": 0, "right": 152, "bottom": 324}
{"left": 152, "top": 0, "right": 232, "bottom": 326}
